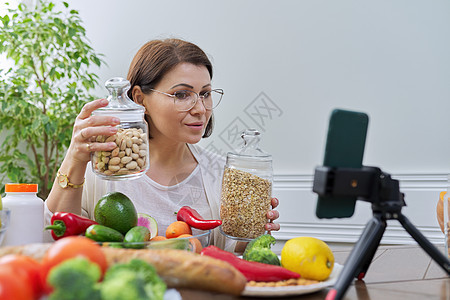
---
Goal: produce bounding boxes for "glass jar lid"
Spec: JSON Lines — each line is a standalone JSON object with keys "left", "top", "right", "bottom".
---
{"left": 229, "top": 129, "right": 271, "bottom": 159}
{"left": 93, "top": 77, "right": 145, "bottom": 122}
{"left": 226, "top": 129, "right": 272, "bottom": 175}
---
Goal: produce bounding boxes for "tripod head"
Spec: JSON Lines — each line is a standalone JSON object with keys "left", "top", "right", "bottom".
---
{"left": 313, "top": 166, "right": 406, "bottom": 218}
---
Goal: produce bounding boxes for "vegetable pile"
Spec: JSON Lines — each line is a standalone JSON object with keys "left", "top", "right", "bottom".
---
{"left": 0, "top": 236, "right": 167, "bottom": 300}
{"left": 45, "top": 192, "right": 156, "bottom": 248}
{"left": 45, "top": 212, "right": 153, "bottom": 249}
{"left": 44, "top": 192, "right": 219, "bottom": 253}
{"left": 48, "top": 257, "right": 166, "bottom": 300}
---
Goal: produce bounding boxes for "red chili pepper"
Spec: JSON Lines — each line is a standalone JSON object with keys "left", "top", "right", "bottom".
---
{"left": 176, "top": 206, "right": 222, "bottom": 230}
{"left": 200, "top": 246, "right": 300, "bottom": 282}
{"left": 44, "top": 212, "right": 98, "bottom": 240}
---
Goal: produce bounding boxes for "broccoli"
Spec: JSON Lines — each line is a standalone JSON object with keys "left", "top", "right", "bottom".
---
{"left": 243, "top": 234, "right": 281, "bottom": 266}
{"left": 100, "top": 259, "right": 166, "bottom": 300}
{"left": 47, "top": 257, "right": 101, "bottom": 300}
{"left": 100, "top": 271, "right": 148, "bottom": 300}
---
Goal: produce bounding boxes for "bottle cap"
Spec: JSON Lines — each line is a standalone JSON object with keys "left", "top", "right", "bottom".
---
{"left": 5, "top": 184, "right": 38, "bottom": 193}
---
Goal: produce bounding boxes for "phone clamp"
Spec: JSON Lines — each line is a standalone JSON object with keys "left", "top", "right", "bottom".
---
{"left": 313, "top": 166, "right": 450, "bottom": 300}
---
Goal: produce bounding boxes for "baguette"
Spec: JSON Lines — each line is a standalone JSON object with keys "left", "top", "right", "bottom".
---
{"left": 0, "top": 244, "right": 246, "bottom": 296}
{"left": 0, "top": 243, "right": 51, "bottom": 260}
{"left": 103, "top": 247, "right": 246, "bottom": 295}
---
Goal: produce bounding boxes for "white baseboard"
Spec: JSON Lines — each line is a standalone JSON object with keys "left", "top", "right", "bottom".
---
{"left": 271, "top": 173, "right": 447, "bottom": 245}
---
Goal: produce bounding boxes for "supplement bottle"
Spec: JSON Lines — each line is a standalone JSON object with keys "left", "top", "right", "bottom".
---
{"left": 2, "top": 184, "right": 44, "bottom": 246}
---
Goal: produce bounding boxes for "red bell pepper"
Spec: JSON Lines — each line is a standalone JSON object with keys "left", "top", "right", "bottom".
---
{"left": 44, "top": 212, "right": 98, "bottom": 240}
{"left": 201, "top": 246, "right": 300, "bottom": 282}
{"left": 176, "top": 206, "right": 222, "bottom": 230}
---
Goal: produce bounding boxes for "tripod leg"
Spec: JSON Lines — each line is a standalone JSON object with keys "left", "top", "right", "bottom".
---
{"left": 326, "top": 215, "right": 386, "bottom": 300}
{"left": 355, "top": 213, "right": 386, "bottom": 280}
{"left": 397, "top": 213, "right": 450, "bottom": 275}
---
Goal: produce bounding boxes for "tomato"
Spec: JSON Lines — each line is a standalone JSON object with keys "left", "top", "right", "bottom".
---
{"left": 0, "top": 266, "right": 34, "bottom": 300}
{"left": 0, "top": 255, "right": 43, "bottom": 299}
{"left": 41, "top": 236, "right": 107, "bottom": 293}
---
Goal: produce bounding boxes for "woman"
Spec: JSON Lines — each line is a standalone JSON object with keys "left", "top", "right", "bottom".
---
{"left": 45, "top": 38, "right": 280, "bottom": 250}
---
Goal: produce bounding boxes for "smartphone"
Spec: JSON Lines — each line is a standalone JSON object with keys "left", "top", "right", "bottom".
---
{"left": 315, "top": 109, "right": 369, "bottom": 218}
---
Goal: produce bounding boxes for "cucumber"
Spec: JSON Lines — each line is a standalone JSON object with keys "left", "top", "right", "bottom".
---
{"left": 124, "top": 226, "right": 151, "bottom": 249}
{"left": 105, "top": 242, "right": 124, "bottom": 248}
{"left": 148, "top": 238, "right": 190, "bottom": 250}
{"left": 85, "top": 224, "right": 124, "bottom": 242}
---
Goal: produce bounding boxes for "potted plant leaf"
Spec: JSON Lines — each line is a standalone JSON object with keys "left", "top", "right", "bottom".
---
{"left": 0, "top": 0, "right": 105, "bottom": 199}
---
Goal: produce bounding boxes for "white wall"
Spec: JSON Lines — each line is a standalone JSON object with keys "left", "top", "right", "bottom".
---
{"left": 24, "top": 1, "right": 450, "bottom": 242}
{"left": 68, "top": 0, "right": 450, "bottom": 171}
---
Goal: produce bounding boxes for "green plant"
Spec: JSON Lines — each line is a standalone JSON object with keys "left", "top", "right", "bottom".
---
{"left": 0, "top": 0, "right": 104, "bottom": 199}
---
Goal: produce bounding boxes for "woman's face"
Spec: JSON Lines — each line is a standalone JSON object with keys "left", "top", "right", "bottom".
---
{"left": 143, "top": 62, "right": 213, "bottom": 145}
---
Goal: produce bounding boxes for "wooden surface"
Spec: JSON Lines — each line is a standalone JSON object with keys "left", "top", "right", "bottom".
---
{"left": 178, "top": 245, "right": 449, "bottom": 300}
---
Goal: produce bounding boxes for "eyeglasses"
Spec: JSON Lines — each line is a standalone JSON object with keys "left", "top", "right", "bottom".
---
{"left": 150, "top": 88, "right": 224, "bottom": 112}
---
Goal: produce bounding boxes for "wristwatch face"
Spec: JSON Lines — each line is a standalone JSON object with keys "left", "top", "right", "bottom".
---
{"left": 58, "top": 174, "right": 68, "bottom": 188}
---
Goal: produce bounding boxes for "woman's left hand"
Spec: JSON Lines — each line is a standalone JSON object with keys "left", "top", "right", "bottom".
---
{"left": 265, "top": 197, "right": 280, "bottom": 232}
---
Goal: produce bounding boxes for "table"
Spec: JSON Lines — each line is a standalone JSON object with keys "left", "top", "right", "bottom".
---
{"left": 178, "top": 245, "right": 449, "bottom": 300}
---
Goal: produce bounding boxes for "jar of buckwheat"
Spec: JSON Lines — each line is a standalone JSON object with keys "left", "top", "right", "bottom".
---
{"left": 91, "top": 77, "right": 150, "bottom": 180}
{"left": 220, "top": 129, "right": 273, "bottom": 241}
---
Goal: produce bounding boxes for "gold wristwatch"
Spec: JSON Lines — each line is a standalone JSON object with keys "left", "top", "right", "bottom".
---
{"left": 57, "top": 170, "right": 85, "bottom": 189}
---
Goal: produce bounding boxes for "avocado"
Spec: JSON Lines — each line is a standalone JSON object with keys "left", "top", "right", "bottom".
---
{"left": 94, "top": 192, "right": 138, "bottom": 235}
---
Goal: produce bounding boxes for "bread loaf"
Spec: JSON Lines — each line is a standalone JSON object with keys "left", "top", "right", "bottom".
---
{"left": 0, "top": 243, "right": 51, "bottom": 260}
{"left": 103, "top": 247, "right": 246, "bottom": 295}
{"left": 0, "top": 244, "right": 246, "bottom": 296}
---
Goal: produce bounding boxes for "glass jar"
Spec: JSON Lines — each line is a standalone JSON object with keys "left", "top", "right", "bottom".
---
{"left": 220, "top": 129, "right": 273, "bottom": 240}
{"left": 91, "top": 77, "right": 150, "bottom": 180}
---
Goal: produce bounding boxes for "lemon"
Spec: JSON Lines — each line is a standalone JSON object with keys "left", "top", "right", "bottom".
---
{"left": 281, "top": 237, "right": 334, "bottom": 281}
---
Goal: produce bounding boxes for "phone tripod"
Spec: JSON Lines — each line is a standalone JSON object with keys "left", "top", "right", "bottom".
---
{"left": 313, "top": 166, "right": 450, "bottom": 300}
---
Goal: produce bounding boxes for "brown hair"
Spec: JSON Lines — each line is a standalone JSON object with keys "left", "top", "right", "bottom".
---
{"left": 127, "top": 38, "right": 214, "bottom": 138}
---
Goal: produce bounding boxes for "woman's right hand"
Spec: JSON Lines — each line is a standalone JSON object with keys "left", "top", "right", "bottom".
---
{"left": 67, "top": 98, "right": 120, "bottom": 165}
